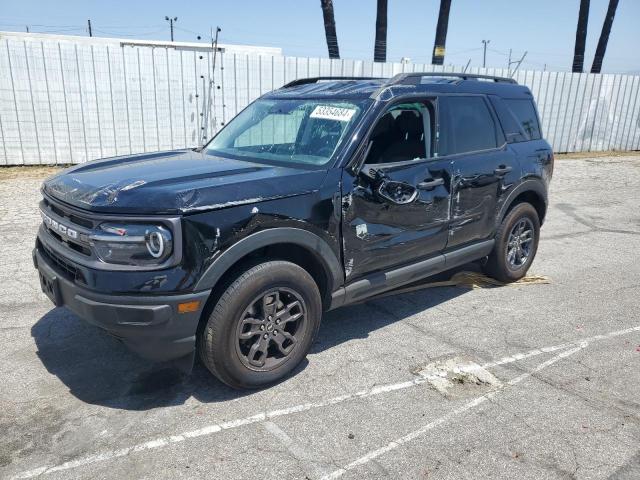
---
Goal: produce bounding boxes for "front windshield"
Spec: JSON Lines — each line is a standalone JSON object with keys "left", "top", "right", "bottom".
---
{"left": 205, "top": 98, "right": 367, "bottom": 166}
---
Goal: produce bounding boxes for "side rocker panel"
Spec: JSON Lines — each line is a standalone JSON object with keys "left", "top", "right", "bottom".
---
{"left": 330, "top": 239, "right": 494, "bottom": 309}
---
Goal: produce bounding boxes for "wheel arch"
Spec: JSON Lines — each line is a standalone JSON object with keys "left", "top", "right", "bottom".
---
{"left": 498, "top": 179, "right": 548, "bottom": 227}
{"left": 194, "top": 228, "right": 343, "bottom": 310}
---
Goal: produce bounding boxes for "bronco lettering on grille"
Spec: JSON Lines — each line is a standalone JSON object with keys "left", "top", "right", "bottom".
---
{"left": 41, "top": 211, "right": 79, "bottom": 240}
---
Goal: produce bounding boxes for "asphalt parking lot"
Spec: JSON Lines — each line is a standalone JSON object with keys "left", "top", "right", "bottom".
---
{"left": 1, "top": 154, "right": 639, "bottom": 480}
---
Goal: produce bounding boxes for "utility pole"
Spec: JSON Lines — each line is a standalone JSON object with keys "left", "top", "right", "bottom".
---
{"left": 203, "top": 26, "right": 222, "bottom": 144}
{"left": 509, "top": 51, "right": 527, "bottom": 77}
{"left": 507, "top": 49, "right": 519, "bottom": 75}
{"left": 165, "top": 16, "right": 178, "bottom": 42}
{"left": 87, "top": 19, "right": 93, "bottom": 37}
{"left": 481, "top": 39, "right": 490, "bottom": 68}
{"left": 211, "top": 26, "right": 221, "bottom": 67}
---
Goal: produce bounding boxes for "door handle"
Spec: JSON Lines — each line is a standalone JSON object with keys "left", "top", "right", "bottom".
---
{"left": 417, "top": 178, "right": 444, "bottom": 190}
{"left": 494, "top": 165, "right": 512, "bottom": 176}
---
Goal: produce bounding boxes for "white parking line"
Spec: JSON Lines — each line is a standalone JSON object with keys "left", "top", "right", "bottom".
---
{"left": 319, "top": 343, "right": 588, "bottom": 480}
{"left": 11, "top": 325, "right": 640, "bottom": 480}
{"left": 263, "top": 421, "right": 332, "bottom": 479}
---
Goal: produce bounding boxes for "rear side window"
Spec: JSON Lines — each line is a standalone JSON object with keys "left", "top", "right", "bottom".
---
{"left": 504, "top": 99, "right": 542, "bottom": 140}
{"left": 488, "top": 96, "right": 528, "bottom": 143}
{"left": 446, "top": 96, "right": 498, "bottom": 155}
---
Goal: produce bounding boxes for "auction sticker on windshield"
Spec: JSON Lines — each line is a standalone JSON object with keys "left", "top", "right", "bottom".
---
{"left": 310, "top": 105, "right": 356, "bottom": 122}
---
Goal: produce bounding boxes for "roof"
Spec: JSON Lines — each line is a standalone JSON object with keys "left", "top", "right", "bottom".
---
{"left": 268, "top": 79, "right": 388, "bottom": 99}
{"left": 267, "top": 74, "right": 533, "bottom": 101}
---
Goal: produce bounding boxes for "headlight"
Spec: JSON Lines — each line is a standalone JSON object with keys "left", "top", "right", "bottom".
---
{"left": 90, "top": 223, "right": 173, "bottom": 266}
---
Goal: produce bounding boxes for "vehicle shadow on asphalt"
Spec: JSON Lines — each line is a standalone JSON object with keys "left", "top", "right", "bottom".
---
{"left": 315, "top": 273, "right": 468, "bottom": 355}
{"left": 30, "top": 266, "right": 476, "bottom": 411}
{"left": 31, "top": 307, "right": 256, "bottom": 410}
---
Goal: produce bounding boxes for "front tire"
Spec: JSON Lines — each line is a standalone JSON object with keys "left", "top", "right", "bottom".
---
{"left": 198, "top": 261, "right": 322, "bottom": 389}
{"left": 483, "top": 203, "right": 540, "bottom": 283}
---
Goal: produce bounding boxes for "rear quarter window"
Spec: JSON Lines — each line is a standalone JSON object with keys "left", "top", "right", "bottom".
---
{"left": 504, "top": 99, "right": 542, "bottom": 140}
{"left": 488, "top": 96, "right": 528, "bottom": 143}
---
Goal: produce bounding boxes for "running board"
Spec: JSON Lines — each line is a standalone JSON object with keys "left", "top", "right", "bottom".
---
{"left": 330, "top": 239, "right": 494, "bottom": 309}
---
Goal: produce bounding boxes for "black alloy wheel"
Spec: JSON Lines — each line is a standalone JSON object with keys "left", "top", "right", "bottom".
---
{"left": 235, "top": 288, "right": 306, "bottom": 371}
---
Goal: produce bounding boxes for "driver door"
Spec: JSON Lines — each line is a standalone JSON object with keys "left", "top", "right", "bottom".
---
{"left": 341, "top": 99, "right": 452, "bottom": 282}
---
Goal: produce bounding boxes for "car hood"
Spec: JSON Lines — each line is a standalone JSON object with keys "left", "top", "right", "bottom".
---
{"left": 42, "top": 150, "right": 327, "bottom": 214}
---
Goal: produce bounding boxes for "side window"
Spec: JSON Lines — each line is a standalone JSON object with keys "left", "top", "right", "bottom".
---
{"left": 365, "top": 102, "right": 434, "bottom": 165}
{"left": 488, "top": 96, "right": 527, "bottom": 143}
{"left": 446, "top": 96, "right": 498, "bottom": 155}
{"left": 504, "top": 99, "right": 542, "bottom": 140}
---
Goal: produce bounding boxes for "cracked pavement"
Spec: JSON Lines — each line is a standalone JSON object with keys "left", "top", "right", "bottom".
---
{"left": 1, "top": 154, "right": 640, "bottom": 479}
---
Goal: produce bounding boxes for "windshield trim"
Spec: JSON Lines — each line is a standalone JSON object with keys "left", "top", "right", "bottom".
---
{"left": 201, "top": 148, "right": 328, "bottom": 171}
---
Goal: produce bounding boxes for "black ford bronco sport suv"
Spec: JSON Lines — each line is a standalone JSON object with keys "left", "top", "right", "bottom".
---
{"left": 34, "top": 73, "right": 553, "bottom": 389}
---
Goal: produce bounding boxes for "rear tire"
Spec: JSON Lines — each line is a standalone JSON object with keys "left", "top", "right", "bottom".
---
{"left": 482, "top": 203, "right": 540, "bottom": 283}
{"left": 198, "top": 261, "right": 321, "bottom": 389}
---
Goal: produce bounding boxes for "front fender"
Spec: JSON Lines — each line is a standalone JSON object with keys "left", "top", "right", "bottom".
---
{"left": 193, "top": 227, "right": 343, "bottom": 293}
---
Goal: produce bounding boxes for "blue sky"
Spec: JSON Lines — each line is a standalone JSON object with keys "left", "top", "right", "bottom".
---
{"left": 1, "top": 0, "right": 639, "bottom": 73}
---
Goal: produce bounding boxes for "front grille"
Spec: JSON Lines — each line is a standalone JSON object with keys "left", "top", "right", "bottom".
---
{"left": 38, "top": 239, "right": 85, "bottom": 284}
{"left": 40, "top": 197, "right": 94, "bottom": 257}
{"left": 44, "top": 199, "right": 94, "bottom": 229}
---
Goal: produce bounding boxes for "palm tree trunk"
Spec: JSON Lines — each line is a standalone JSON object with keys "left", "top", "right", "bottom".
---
{"left": 572, "top": 0, "right": 590, "bottom": 72}
{"left": 432, "top": 0, "right": 452, "bottom": 65}
{"left": 374, "top": 0, "right": 388, "bottom": 62}
{"left": 591, "top": 0, "right": 619, "bottom": 73}
{"left": 320, "top": 0, "right": 340, "bottom": 59}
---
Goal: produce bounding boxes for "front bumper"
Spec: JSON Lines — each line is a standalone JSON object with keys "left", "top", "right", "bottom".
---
{"left": 33, "top": 245, "right": 211, "bottom": 363}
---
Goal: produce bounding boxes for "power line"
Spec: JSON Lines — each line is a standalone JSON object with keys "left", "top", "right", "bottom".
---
{"left": 92, "top": 28, "right": 167, "bottom": 38}
{"left": 173, "top": 25, "right": 206, "bottom": 38}
{"left": 0, "top": 23, "right": 82, "bottom": 28}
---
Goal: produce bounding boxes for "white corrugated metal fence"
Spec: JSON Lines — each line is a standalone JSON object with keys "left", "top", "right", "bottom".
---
{"left": 1, "top": 34, "right": 639, "bottom": 165}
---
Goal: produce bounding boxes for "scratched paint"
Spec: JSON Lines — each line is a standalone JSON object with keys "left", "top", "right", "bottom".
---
{"left": 42, "top": 149, "right": 325, "bottom": 214}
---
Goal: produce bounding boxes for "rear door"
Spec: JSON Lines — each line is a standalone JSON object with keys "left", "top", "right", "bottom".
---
{"left": 439, "top": 95, "right": 520, "bottom": 249}
{"left": 498, "top": 96, "right": 554, "bottom": 183}
{"left": 341, "top": 98, "right": 452, "bottom": 281}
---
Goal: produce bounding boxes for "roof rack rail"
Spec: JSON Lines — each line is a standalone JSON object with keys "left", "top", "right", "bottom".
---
{"left": 369, "top": 72, "right": 517, "bottom": 99}
{"left": 389, "top": 72, "right": 517, "bottom": 85}
{"left": 282, "top": 76, "right": 383, "bottom": 89}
